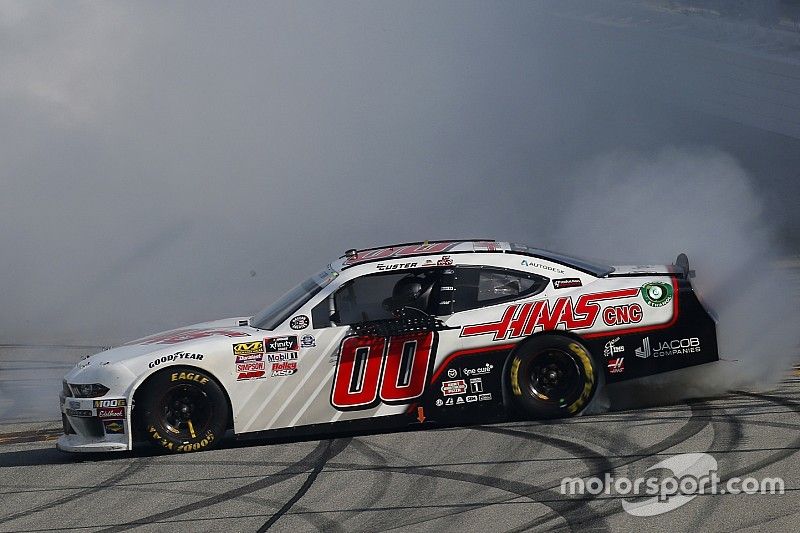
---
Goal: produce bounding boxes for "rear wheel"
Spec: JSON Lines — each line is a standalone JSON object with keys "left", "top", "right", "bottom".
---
{"left": 138, "top": 367, "right": 228, "bottom": 453}
{"left": 508, "top": 335, "right": 597, "bottom": 419}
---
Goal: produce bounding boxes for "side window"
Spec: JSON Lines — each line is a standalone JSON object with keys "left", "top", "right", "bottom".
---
{"left": 332, "top": 269, "right": 440, "bottom": 326}
{"left": 452, "top": 267, "right": 547, "bottom": 313}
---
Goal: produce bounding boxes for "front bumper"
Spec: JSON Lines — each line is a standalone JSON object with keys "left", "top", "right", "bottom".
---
{"left": 58, "top": 394, "right": 132, "bottom": 453}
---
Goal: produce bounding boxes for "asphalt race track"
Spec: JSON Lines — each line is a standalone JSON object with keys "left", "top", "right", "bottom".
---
{"left": 1, "top": 343, "right": 799, "bottom": 532}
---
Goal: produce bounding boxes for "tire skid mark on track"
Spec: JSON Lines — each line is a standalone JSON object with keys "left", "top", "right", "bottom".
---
{"left": 258, "top": 438, "right": 350, "bottom": 532}
{"left": 378, "top": 464, "right": 597, "bottom": 532}
{"left": 286, "top": 400, "right": 703, "bottom": 530}
{"left": 334, "top": 439, "right": 401, "bottom": 531}
{"left": 0, "top": 429, "right": 61, "bottom": 445}
{"left": 466, "top": 400, "right": 710, "bottom": 530}
{"left": 577, "top": 392, "right": 800, "bottom": 529}
{"left": 372, "top": 431, "right": 546, "bottom": 531}
{"left": 721, "top": 392, "right": 800, "bottom": 480}
{"left": 372, "top": 429, "right": 613, "bottom": 532}
{"left": 0, "top": 458, "right": 153, "bottom": 525}
{"left": 94, "top": 438, "right": 347, "bottom": 533}
{"left": 687, "top": 401, "right": 745, "bottom": 531}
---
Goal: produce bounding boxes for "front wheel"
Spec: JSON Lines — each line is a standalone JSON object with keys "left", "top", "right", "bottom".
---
{"left": 508, "top": 335, "right": 597, "bottom": 419}
{"left": 137, "top": 367, "right": 229, "bottom": 453}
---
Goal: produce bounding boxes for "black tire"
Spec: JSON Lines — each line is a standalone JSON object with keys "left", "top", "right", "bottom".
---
{"left": 508, "top": 335, "right": 597, "bottom": 419}
{"left": 137, "top": 367, "right": 228, "bottom": 453}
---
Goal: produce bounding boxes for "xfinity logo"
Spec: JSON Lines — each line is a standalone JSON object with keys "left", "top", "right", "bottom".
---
{"left": 265, "top": 336, "right": 298, "bottom": 353}
{"left": 635, "top": 337, "right": 700, "bottom": 358}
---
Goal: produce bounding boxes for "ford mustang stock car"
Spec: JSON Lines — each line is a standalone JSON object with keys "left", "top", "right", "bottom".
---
{"left": 59, "top": 239, "right": 718, "bottom": 453}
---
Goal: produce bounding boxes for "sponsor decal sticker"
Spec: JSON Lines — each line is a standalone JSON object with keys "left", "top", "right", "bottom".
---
{"left": 447, "top": 368, "right": 458, "bottom": 379}
{"left": 103, "top": 420, "right": 125, "bottom": 434}
{"left": 236, "top": 352, "right": 266, "bottom": 379}
{"left": 300, "top": 335, "right": 316, "bottom": 348}
{"left": 267, "top": 352, "right": 298, "bottom": 363}
{"left": 461, "top": 287, "right": 643, "bottom": 341}
{"left": 149, "top": 351, "right": 205, "bottom": 369}
{"left": 456, "top": 396, "right": 465, "bottom": 404}
{"left": 441, "top": 379, "right": 467, "bottom": 396}
{"left": 97, "top": 407, "right": 125, "bottom": 418}
{"left": 93, "top": 399, "right": 127, "bottom": 408}
{"left": 635, "top": 337, "right": 700, "bottom": 358}
{"left": 478, "top": 393, "right": 493, "bottom": 401}
{"left": 553, "top": 278, "right": 582, "bottom": 289}
{"left": 235, "top": 353, "right": 263, "bottom": 364}
{"left": 602, "top": 304, "right": 643, "bottom": 326}
{"left": 265, "top": 336, "right": 299, "bottom": 353}
{"left": 603, "top": 337, "right": 625, "bottom": 358}
{"left": 65, "top": 409, "right": 92, "bottom": 417}
{"left": 607, "top": 357, "right": 624, "bottom": 374}
{"left": 290, "top": 315, "right": 310, "bottom": 330}
{"left": 641, "top": 282, "right": 673, "bottom": 307}
{"left": 237, "top": 370, "right": 266, "bottom": 381}
{"left": 463, "top": 363, "right": 493, "bottom": 376}
{"left": 521, "top": 259, "right": 565, "bottom": 274}
{"left": 437, "top": 256, "right": 454, "bottom": 266}
{"left": 272, "top": 361, "right": 298, "bottom": 377}
{"left": 233, "top": 341, "right": 264, "bottom": 356}
{"left": 435, "top": 398, "right": 444, "bottom": 406}
{"left": 469, "top": 378, "right": 483, "bottom": 393}
{"left": 466, "top": 395, "right": 477, "bottom": 403}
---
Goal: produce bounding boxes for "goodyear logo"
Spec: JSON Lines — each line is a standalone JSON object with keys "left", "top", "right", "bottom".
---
{"left": 233, "top": 341, "right": 264, "bottom": 356}
{"left": 93, "top": 399, "right": 127, "bottom": 408}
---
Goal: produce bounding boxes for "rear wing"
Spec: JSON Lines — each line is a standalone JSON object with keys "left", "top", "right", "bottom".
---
{"left": 675, "top": 253, "right": 696, "bottom": 279}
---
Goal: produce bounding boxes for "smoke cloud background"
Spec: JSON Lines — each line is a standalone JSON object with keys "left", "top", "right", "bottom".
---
{"left": 2, "top": 0, "right": 799, "bottom": 394}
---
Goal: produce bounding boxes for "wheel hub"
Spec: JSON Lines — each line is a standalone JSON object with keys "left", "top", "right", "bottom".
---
{"left": 527, "top": 349, "right": 583, "bottom": 403}
{"left": 159, "top": 385, "right": 211, "bottom": 437}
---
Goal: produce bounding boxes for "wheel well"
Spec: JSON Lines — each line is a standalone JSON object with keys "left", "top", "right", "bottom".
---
{"left": 131, "top": 365, "right": 234, "bottom": 431}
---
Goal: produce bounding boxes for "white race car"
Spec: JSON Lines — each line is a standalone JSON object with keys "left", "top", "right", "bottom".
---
{"left": 58, "top": 240, "right": 718, "bottom": 453}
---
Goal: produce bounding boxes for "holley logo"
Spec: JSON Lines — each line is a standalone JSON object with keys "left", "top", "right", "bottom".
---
{"left": 271, "top": 361, "right": 298, "bottom": 377}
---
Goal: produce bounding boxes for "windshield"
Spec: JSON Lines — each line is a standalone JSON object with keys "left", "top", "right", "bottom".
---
{"left": 251, "top": 266, "right": 339, "bottom": 330}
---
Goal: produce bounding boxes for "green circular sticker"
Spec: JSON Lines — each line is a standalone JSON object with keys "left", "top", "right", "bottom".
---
{"left": 641, "top": 282, "right": 673, "bottom": 307}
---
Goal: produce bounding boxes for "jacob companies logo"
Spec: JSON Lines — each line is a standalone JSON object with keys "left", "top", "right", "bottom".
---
{"left": 560, "top": 452, "right": 783, "bottom": 516}
{"left": 636, "top": 337, "right": 700, "bottom": 358}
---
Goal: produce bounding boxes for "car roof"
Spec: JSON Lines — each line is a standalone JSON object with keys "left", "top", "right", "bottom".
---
{"left": 334, "top": 239, "right": 614, "bottom": 277}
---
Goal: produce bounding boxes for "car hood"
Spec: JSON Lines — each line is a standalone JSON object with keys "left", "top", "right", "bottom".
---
{"left": 70, "top": 317, "right": 258, "bottom": 369}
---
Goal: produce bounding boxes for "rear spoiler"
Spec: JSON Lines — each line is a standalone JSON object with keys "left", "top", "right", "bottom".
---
{"left": 675, "top": 253, "right": 695, "bottom": 279}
